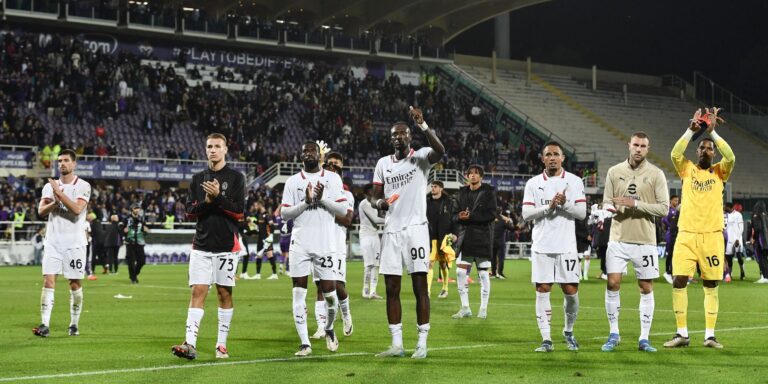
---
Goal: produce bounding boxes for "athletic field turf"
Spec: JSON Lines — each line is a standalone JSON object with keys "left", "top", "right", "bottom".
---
{"left": 2, "top": 260, "right": 767, "bottom": 383}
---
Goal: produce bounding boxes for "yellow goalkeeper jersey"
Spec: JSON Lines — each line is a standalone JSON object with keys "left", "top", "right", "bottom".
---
{"left": 671, "top": 132, "right": 735, "bottom": 233}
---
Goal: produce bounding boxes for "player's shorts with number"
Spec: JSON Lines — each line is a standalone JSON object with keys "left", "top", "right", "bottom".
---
{"left": 673, "top": 231, "right": 724, "bottom": 280}
{"left": 361, "top": 233, "right": 381, "bottom": 268}
{"left": 531, "top": 251, "right": 580, "bottom": 284}
{"left": 380, "top": 223, "right": 430, "bottom": 276}
{"left": 606, "top": 241, "right": 660, "bottom": 279}
{"left": 42, "top": 244, "right": 86, "bottom": 279}
{"left": 189, "top": 249, "right": 239, "bottom": 287}
{"left": 289, "top": 243, "right": 338, "bottom": 281}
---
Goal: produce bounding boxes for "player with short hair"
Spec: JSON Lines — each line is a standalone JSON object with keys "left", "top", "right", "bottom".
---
{"left": 172, "top": 133, "right": 245, "bottom": 360}
{"left": 522, "top": 141, "right": 587, "bottom": 352}
{"left": 600, "top": 132, "right": 669, "bottom": 353}
{"left": 281, "top": 141, "right": 350, "bottom": 356}
{"left": 664, "top": 108, "right": 735, "bottom": 349}
{"left": 373, "top": 107, "right": 445, "bottom": 359}
{"left": 359, "top": 184, "right": 385, "bottom": 299}
{"left": 34, "top": 149, "right": 91, "bottom": 338}
{"left": 325, "top": 154, "right": 355, "bottom": 336}
{"left": 724, "top": 202, "right": 745, "bottom": 281}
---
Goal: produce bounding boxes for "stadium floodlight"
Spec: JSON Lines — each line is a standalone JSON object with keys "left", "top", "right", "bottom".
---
{"left": 321, "top": 25, "right": 330, "bottom": 29}
{"left": 182, "top": 7, "right": 197, "bottom": 12}
{"left": 276, "top": 19, "right": 285, "bottom": 24}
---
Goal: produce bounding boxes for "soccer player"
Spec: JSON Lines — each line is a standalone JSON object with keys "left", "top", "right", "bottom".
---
{"left": 171, "top": 133, "right": 245, "bottom": 360}
{"left": 662, "top": 195, "right": 681, "bottom": 284}
{"left": 426, "top": 180, "right": 458, "bottom": 298}
{"left": 522, "top": 141, "right": 586, "bottom": 352}
{"left": 724, "top": 202, "right": 745, "bottom": 281}
{"left": 664, "top": 108, "right": 734, "bottom": 349}
{"left": 34, "top": 149, "right": 91, "bottom": 337}
{"left": 373, "top": 107, "right": 445, "bottom": 359}
{"left": 281, "top": 142, "right": 349, "bottom": 356}
{"left": 452, "top": 165, "right": 497, "bottom": 320}
{"left": 359, "top": 184, "right": 385, "bottom": 299}
{"left": 325, "top": 154, "right": 355, "bottom": 336}
{"left": 600, "top": 132, "right": 669, "bottom": 353}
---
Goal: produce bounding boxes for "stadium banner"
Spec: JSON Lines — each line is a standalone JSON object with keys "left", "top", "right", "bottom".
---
{"left": 482, "top": 176, "right": 528, "bottom": 192}
{"left": 53, "top": 161, "right": 247, "bottom": 181}
{"left": 347, "top": 168, "right": 375, "bottom": 186}
{"left": 0, "top": 150, "right": 34, "bottom": 169}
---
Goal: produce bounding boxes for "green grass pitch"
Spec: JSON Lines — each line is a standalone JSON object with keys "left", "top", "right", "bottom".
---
{"left": 1, "top": 260, "right": 767, "bottom": 383}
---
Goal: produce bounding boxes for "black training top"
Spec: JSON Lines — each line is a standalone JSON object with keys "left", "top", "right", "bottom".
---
{"left": 185, "top": 164, "right": 245, "bottom": 253}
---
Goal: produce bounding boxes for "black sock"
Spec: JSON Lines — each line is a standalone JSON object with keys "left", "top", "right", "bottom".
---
{"left": 270, "top": 257, "right": 277, "bottom": 274}
{"left": 256, "top": 257, "right": 262, "bottom": 274}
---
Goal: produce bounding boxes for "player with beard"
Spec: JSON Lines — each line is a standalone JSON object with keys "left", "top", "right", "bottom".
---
{"left": 281, "top": 142, "right": 349, "bottom": 356}
{"left": 34, "top": 149, "right": 91, "bottom": 338}
{"left": 373, "top": 107, "right": 445, "bottom": 359}
{"left": 664, "top": 108, "right": 735, "bottom": 349}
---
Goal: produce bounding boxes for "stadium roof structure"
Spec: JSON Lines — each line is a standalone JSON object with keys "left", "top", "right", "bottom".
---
{"left": 177, "top": 0, "right": 551, "bottom": 44}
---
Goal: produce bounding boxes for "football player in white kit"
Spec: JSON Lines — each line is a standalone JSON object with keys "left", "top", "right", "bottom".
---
{"left": 522, "top": 141, "right": 587, "bottom": 353}
{"left": 325, "top": 153, "right": 356, "bottom": 337}
{"left": 372, "top": 107, "right": 445, "bottom": 359}
{"left": 34, "top": 149, "right": 91, "bottom": 338}
{"left": 281, "top": 142, "right": 350, "bottom": 357}
{"left": 359, "top": 184, "right": 385, "bottom": 299}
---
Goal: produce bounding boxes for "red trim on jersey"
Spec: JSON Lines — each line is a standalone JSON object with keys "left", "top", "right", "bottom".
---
{"left": 321, "top": 169, "right": 325, "bottom": 177}
{"left": 222, "top": 209, "right": 244, "bottom": 221}
{"left": 542, "top": 172, "right": 548, "bottom": 181}
{"left": 606, "top": 207, "right": 617, "bottom": 213}
{"left": 281, "top": 203, "right": 292, "bottom": 207}
{"left": 372, "top": 182, "right": 383, "bottom": 186}
{"left": 523, "top": 202, "right": 535, "bottom": 206}
{"left": 77, "top": 197, "right": 88, "bottom": 202}
{"left": 41, "top": 197, "right": 53, "bottom": 203}
{"left": 574, "top": 199, "right": 586, "bottom": 203}
{"left": 300, "top": 171, "right": 306, "bottom": 179}
{"left": 73, "top": 176, "right": 79, "bottom": 185}
{"left": 231, "top": 234, "right": 241, "bottom": 253}
{"left": 335, "top": 198, "right": 348, "bottom": 202}
{"left": 343, "top": 184, "right": 350, "bottom": 191}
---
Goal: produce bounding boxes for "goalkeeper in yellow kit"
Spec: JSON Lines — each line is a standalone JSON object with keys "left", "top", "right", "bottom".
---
{"left": 664, "top": 107, "right": 734, "bottom": 349}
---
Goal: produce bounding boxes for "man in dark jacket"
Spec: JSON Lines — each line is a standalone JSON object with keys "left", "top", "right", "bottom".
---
{"left": 103, "top": 214, "right": 122, "bottom": 274}
{"left": 492, "top": 208, "right": 516, "bottom": 279}
{"left": 426, "top": 180, "right": 458, "bottom": 298}
{"left": 123, "top": 203, "right": 149, "bottom": 284}
{"left": 89, "top": 212, "right": 106, "bottom": 275}
{"left": 452, "top": 165, "right": 497, "bottom": 319}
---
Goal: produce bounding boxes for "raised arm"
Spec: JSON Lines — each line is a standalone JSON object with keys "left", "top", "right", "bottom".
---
{"left": 410, "top": 107, "right": 445, "bottom": 165}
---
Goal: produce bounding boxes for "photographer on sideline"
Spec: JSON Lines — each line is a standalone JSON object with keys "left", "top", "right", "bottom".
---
{"left": 124, "top": 203, "right": 149, "bottom": 284}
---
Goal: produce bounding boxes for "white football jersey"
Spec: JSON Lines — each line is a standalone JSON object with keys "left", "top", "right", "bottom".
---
{"left": 522, "top": 170, "right": 586, "bottom": 254}
{"left": 373, "top": 147, "right": 433, "bottom": 233}
{"left": 41, "top": 176, "right": 91, "bottom": 249}
{"left": 334, "top": 189, "right": 355, "bottom": 256}
{"left": 358, "top": 198, "right": 384, "bottom": 236}
{"left": 281, "top": 169, "right": 346, "bottom": 254}
{"left": 725, "top": 211, "right": 744, "bottom": 243}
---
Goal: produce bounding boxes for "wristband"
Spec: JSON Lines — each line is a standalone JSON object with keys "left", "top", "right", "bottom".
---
{"left": 417, "top": 121, "right": 429, "bottom": 132}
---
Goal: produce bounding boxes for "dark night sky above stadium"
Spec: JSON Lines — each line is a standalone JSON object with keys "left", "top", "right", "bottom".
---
{"left": 450, "top": 0, "right": 768, "bottom": 105}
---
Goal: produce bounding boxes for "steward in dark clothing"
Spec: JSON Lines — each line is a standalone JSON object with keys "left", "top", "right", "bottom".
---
{"left": 103, "top": 215, "right": 122, "bottom": 274}
{"left": 492, "top": 210, "right": 516, "bottom": 278}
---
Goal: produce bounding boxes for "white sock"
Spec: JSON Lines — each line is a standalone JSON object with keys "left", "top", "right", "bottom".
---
{"left": 605, "top": 289, "right": 621, "bottom": 334}
{"left": 292, "top": 287, "right": 310, "bottom": 346}
{"left": 705, "top": 329, "right": 715, "bottom": 339}
{"left": 363, "top": 265, "right": 373, "bottom": 296}
{"left": 416, "top": 323, "right": 430, "bottom": 349}
{"left": 69, "top": 288, "right": 83, "bottom": 327}
{"left": 563, "top": 293, "right": 579, "bottom": 333}
{"left": 370, "top": 266, "right": 380, "bottom": 294}
{"left": 314, "top": 299, "right": 326, "bottom": 331}
{"left": 639, "top": 292, "right": 654, "bottom": 341}
{"left": 323, "top": 291, "right": 338, "bottom": 331}
{"left": 217, "top": 307, "right": 233, "bottom": 347}
{"left": 678, "top": 327, "right": 689, "bottom": 338}
{"left": 478, "top": 269, "right": 490, "bottom": 312}
{"left": 185, "top": 308, "right": 204, "bottom": 347}
{"left": 583, "top": 259, "right": 591, "bottom": 279}
{"left": 339, "top": 297, "right": 351, "bottom": 321}
{"left": 40, "top": 287, "right": 54, "bottom": 326}
{"left": 457, "top": 267, "right": 469, "bottom": 308}
{"left": 389, "top": 323, "right": 403, "bottom": 348}
{"left": 535, "top": 291, "right": 552, "bottom": 341}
